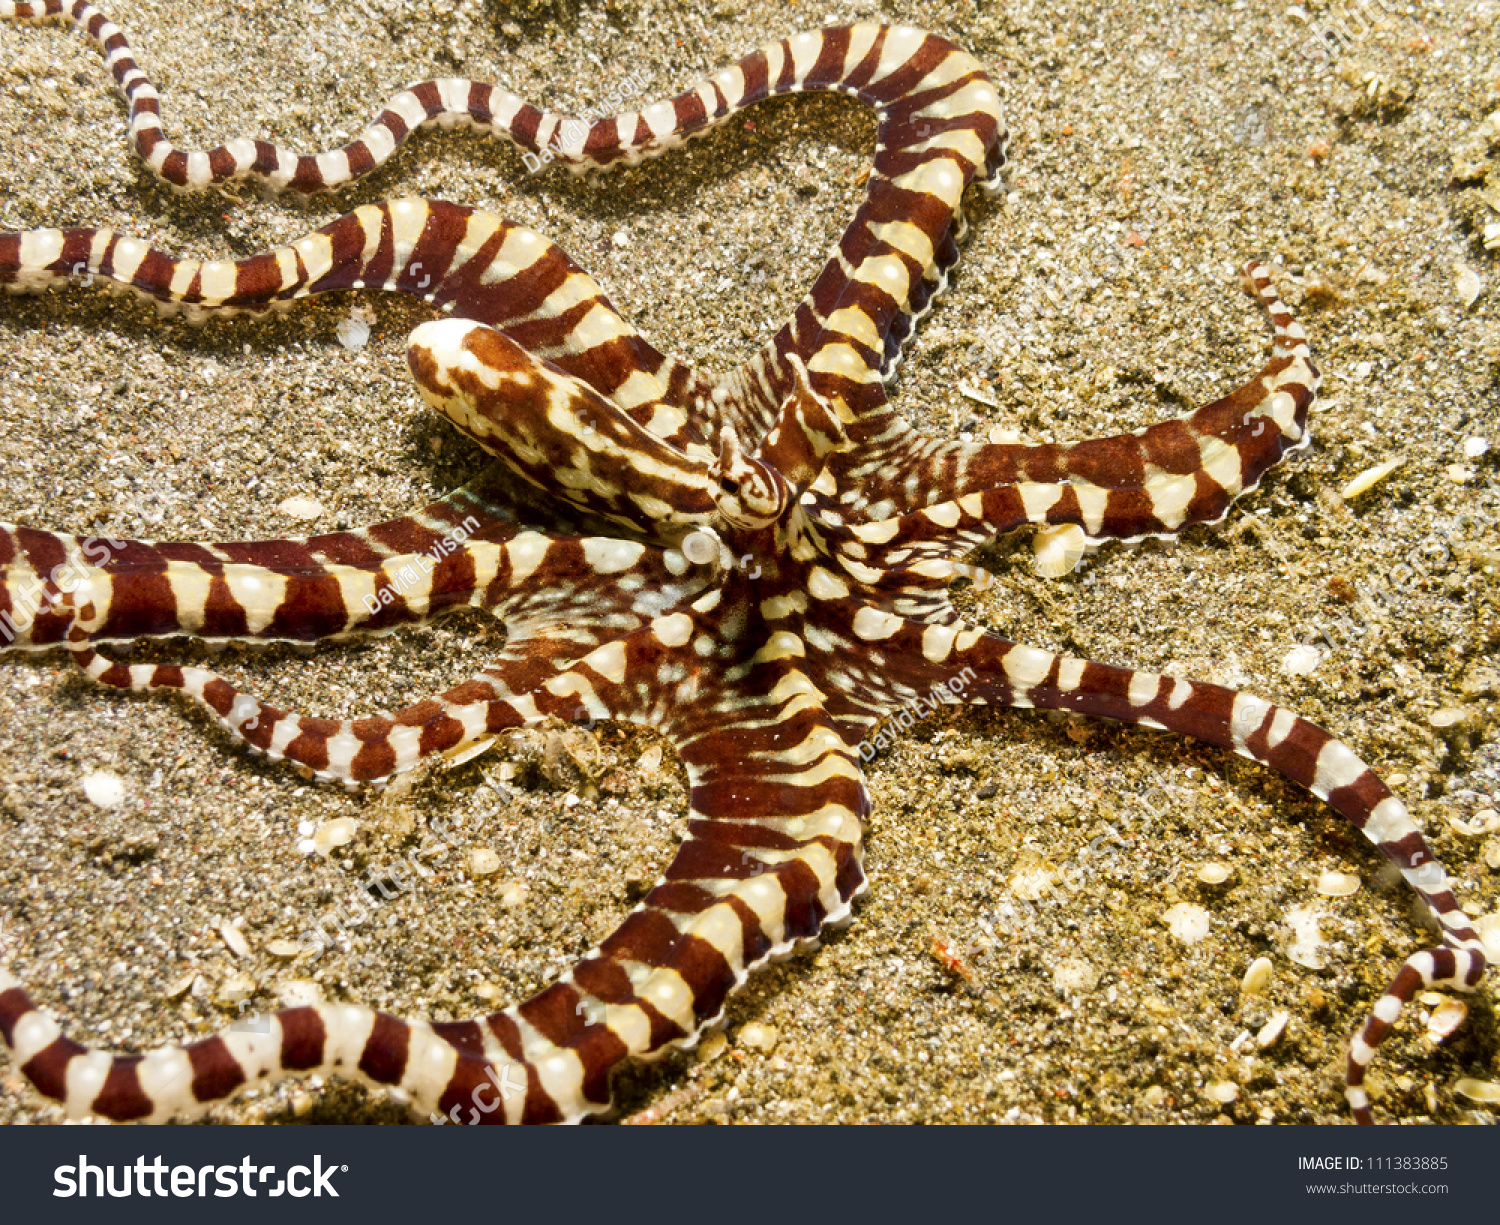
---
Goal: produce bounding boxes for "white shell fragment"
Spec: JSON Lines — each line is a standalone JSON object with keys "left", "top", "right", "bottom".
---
{"left": 696, "top": 1030, "right": 729, "bottom": 1063}
{"left": 958, "top": 380, "right": 999, "bottom": 408}
{"left": 277, "top": 494, "right": 324, "bottom": 521}
{"left": 1163, "top": 903, "right": 1211, "bottom": 945}
{"left": 638, "top": 744, "right": 664, "bottom": 772}
{"left": 469, "top": 847, "right": 502, "bottom": 875}
{"left": 1286, "top": 906, "right": 1327, "bottom": 970}
{"left": 1486, "top": 222, "right": 1500, "bottom": 251}
{"left": 1473, "top": 913, "right": 1500, "bottom": 963}
{"left": 1032, "top": 523, "right": 1087, "bottom": 577}
{"left": 1052, "top": 956, "right": 1100, "bottom": 995}
{"left": 309, "top": 816, "right": 358, "bottom": 854}
{"left": 1204, "top": 1080, "right": 1239, "bottom": 1104}
{"left": 1241, "top": 956, "right": 1274, "bottom": 995}
{"left": 81, "top": 769, "right": 126, "bottom": 809}
{"left": 336, "top": 315, "right": 371, "bottom": 350}
{"left": 1425, "top": 998, "right": 1467, "bottom": 1043}
{"left": 1315, "top": 870, "right": 1360, "bottom": 897}
{"left": 1340, "top": 456, "right": 1403, "bottom": 500}
{"left": 216, "top": 973, "right": 256, "bottom": 1005}
{"left": 1454, "top": 262, "right": 1483, "bottom": 307}
{"left": 266, "top": 939, "right": 303, "bottom": 958}
{"left": 1464, "top": 436, "right": 1489, "bottom": 459}
{"left": 1446, "top": 808, "right": 1498, "bottom": 837}
{"left": 443, "top": 736, "right": 497, "bottom": 768}
{"left": 163, "top": 971, "right": 197, "bottom": 1001}
{"left": 738, "top": 1022, "right": 778, "bottom": 1053}
{"left": 1454, "top": 1078, "right": 1500, "bottom": 1104}
{"left": 276, "top": 979, "right": 323, "bottom": 1008}
{"left": 1282, "top": 643, "right": 1322, "bottom": 677}
{"left": 1197, "top": 863, "right": 1232, "bottom": 885}
{"left": 1256, "top": 1010, "right": 1291, "bottom": 1049}
{"left": 219, "top": 921, "right": 251, "bottom": 959}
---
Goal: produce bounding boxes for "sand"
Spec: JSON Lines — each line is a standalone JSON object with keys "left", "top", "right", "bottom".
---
{"left": 0, "top": 0, "right": 1496, "bottom": 1125}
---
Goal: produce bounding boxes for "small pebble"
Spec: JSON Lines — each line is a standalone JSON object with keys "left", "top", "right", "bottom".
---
{"left": 611, "top": 229, "right": 630, "bottom": 248}
{"left": 219, "top": 921, "right": 251, "bottom": 959}
{"left": 987, "top": 424, "right": 1022, "bottom": 444}
{"left": 1454, "top": 1077, "right": 1500, "bottom": 1104}
{"left": 1484, "top": 841, "right": 1500, "bottom": 871}
{"left": 1162, "top": 903, "right": 1210, "bottom": 945}
{"left": 1256, "top": 1010, "right": 1290, "bottom": 1049}
{"left": 499, "top": 881, "right": 528, "bottom": 908}
{"left": 638, "top": 744, "right": 664, "bottom": 771}
{"left": 276, "top": 980, "right": 323, "bottom": 1007}
{"left": 469, "top": 847, "right": 502, "bottom": 875}
{"left": 1196, "top": 863, "right": 1232, "bottom": 886}
{"left": 697, "top": 1030, "right": 729, "bottom": 1063}
{"left": 1315, "top": 870, "right": 1360, "bottom": 897}
{"left": 265, "top": 939, "right": 303, "bottom": 958}
{"left": 738, "top": 1022, "right": 778, "bottom": 1053}
{"left": 277, "top": 494, "right": 324, "bottom": 521}
{"left": 1340, "top": 456, "right": 1403, "bottom": 500}
{"left": 216, "top": 973, "right": 256, "bottom": 1005}
{"left": 1464, "top": 436, "right": 1489, "bottom": 459}
{"left": 1052, "top": 956, "right": 1099, "bottom": 995}
{"left": 1204, "top": 1080, "right": 1239, "bottom": 1104}
{"left": 1241, "top": 956, "right": 1273, "bottom": 995}
{"left": 82, "top": 769, "right": 126, "bottom": 809}
{"left": 163, "top": 971, "right": 197, "bottom": 1001}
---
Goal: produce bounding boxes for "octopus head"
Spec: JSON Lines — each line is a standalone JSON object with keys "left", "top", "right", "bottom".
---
{"left": 709, "top": 424, "right": 791, "bottom": 530}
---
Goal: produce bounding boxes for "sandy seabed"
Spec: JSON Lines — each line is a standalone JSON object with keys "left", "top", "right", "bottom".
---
{"left": 0, "top": 0, "right": 1497, "bottom": 1125}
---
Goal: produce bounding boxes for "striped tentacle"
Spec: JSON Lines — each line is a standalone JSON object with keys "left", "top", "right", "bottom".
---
{"left": 2, "top": 4, "right": 993, "bottom": 202}
{"left": 716, "top": 27, "right": 1007, "bottom": 439}
{"left": 0, "top": 665, "right": 866, "bottom": 1123}
{"left": 39, "top": 531, "right": 710, "bottom": 785}
{"left": 0, "top": 518, "right": 594, "bottom": 652}
{"left": 832, "top": 262, "right": 1320, "bottom": 531}
{"left": 0, "top": 203, "right": 713, "bottom": 448}
{"left": 846, "top": 610, "right": 1486, "bottom": 1124}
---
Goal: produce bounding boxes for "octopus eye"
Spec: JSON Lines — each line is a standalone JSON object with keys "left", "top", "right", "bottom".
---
{"left": 719, "top": 477, "right": 741, "bottom": 494}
